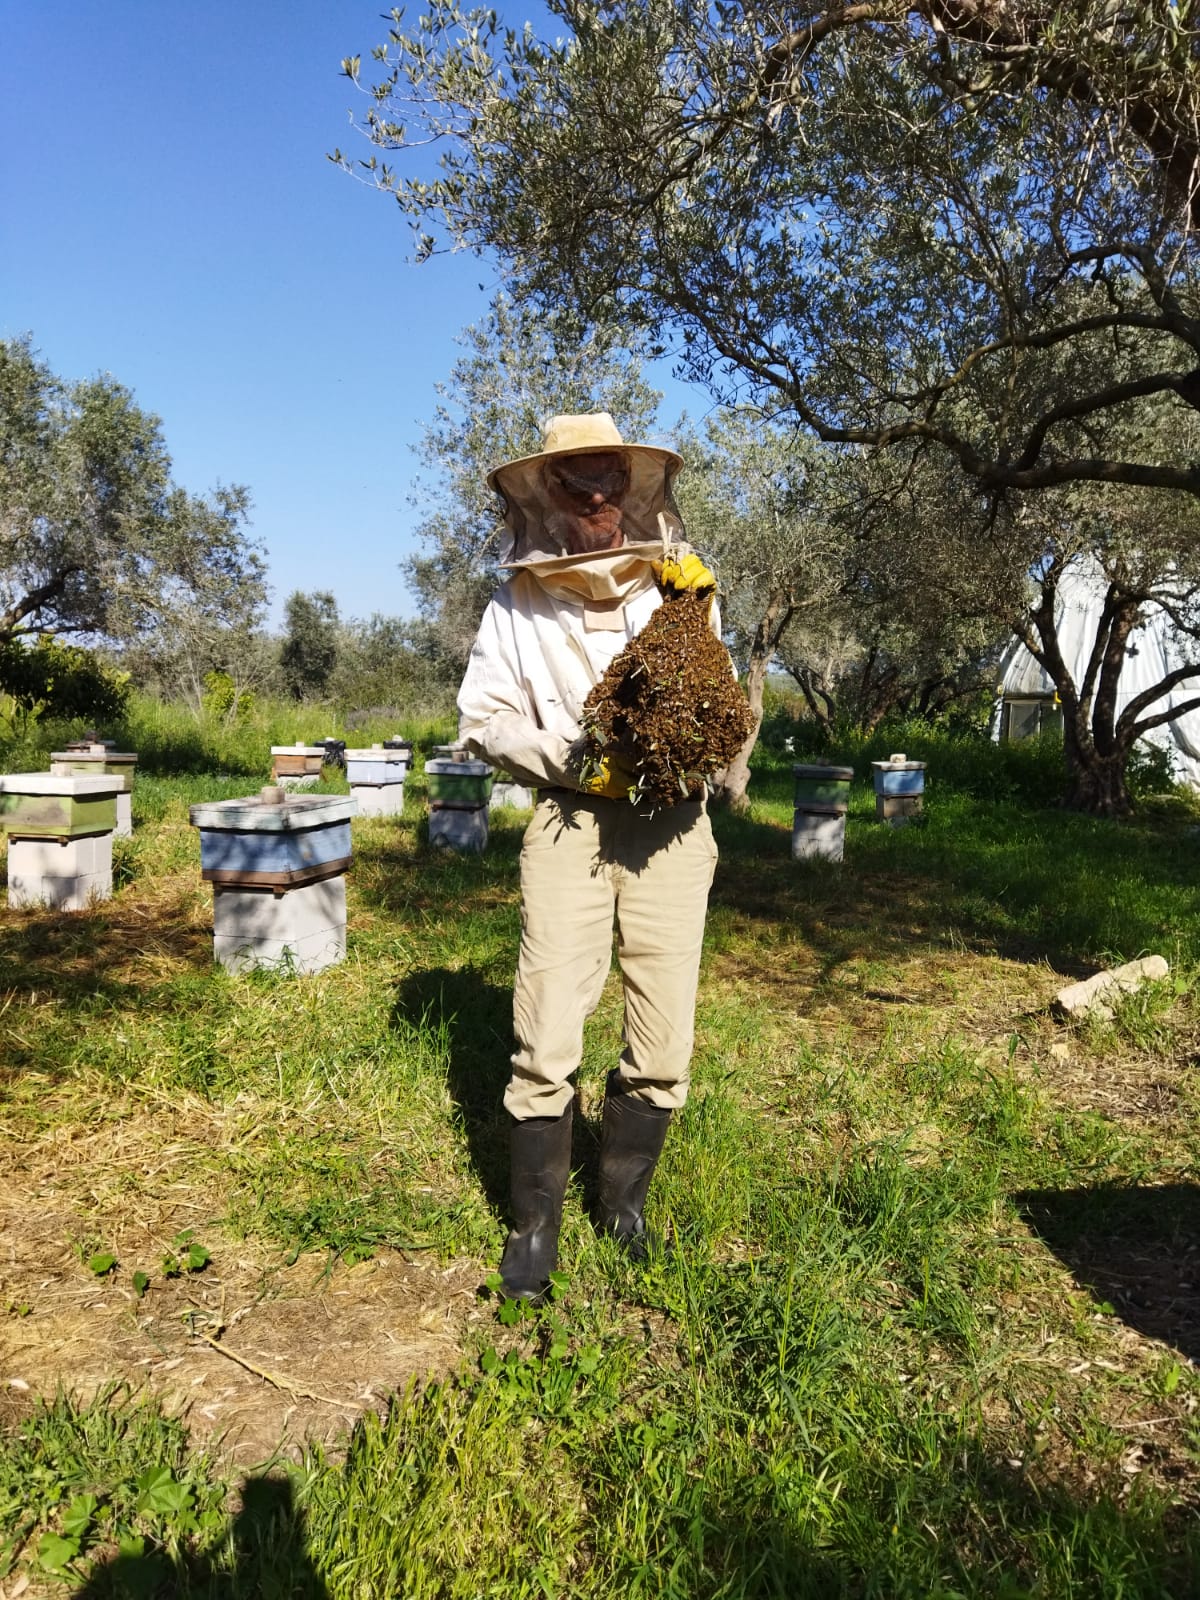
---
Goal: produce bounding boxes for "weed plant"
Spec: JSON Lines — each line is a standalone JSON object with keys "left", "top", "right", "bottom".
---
{"left": 1, "top": 711, "right": 1199, "bottom": 1595}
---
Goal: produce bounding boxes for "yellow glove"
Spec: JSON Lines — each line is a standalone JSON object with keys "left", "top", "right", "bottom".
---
{"left": 580, "top": 752, "right": 637, "bottom": 800}
{"left": 653, "top": 551, "right": 717, "bottom": 601}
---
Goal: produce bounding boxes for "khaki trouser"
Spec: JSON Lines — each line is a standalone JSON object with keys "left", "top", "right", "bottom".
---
{"left": 506, "top": 792, "right": 719, "bottom": 1120}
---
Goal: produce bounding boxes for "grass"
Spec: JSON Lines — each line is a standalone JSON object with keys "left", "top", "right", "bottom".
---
{"left": 1, "top": 716, "right": 1199, "bottom": 1595}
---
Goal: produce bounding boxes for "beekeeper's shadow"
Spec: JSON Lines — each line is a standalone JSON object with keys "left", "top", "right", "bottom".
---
{"left": 390, "top": 963, "right": 513, "bottom": 1213}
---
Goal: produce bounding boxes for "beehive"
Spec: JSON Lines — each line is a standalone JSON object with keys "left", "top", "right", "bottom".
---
{"left": 345, "top": 743, "right": 412, "bottom": 817}
{"left": 871, "top": 754, "right": 926, "bottom": 825}
{"left": 0, "top": 773, "right": 123, "bottom": 909}
{"left": 269, "top": 743, "right": 326, "bottom": 787}
{"left": 188, "top": 788, "right": 357, "bottom": 973}
{"left": 50, "top": 743, "right": 138, "bottom": 836}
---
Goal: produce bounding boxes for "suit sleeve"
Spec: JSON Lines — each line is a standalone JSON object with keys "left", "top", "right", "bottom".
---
{"left": 456, "top": 596, "right": 580, "bottom": 790}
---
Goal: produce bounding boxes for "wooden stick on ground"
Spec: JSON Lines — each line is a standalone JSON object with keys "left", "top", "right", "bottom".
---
{"left": 194, "top": 1330, "right": 350, "bottom": 1408}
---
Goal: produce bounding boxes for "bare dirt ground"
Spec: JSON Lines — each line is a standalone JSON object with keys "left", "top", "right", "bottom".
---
{"left": 0, "top": 1190, "right": 487, "bottom": 1467}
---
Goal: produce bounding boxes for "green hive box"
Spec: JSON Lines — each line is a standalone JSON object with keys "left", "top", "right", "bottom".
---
{"left": 50, "top": 751, "right": 137, "bottom": 791}
{"left": 0, "top": 774, "right": 120, "bottom": 838}
{"left": 792, "top": 764, "right": 854, "bottom": 812}
{"left": 425, "top": 758, "right": 494, "bottom": 805}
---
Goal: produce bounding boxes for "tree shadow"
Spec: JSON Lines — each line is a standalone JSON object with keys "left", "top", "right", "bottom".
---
{"left": 1014, "top": 1182, "right": 1200, "bottom": 1363}
{"left": 73, "top": 1472, "right": 329, "bottom": 1598}
{"left": 647, "top": 1427, "right": 1199, "bottom": 1596}
{"left": 0, "top": 894, "right": 218, "bottom": 1067}
{"left": 706, "top": 805, "right": 1099, "bottom": 979}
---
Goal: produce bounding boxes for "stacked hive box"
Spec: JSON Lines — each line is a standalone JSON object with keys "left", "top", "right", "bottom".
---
{"left": 269, "top": 743, "right": 326, "bottom": 789}
{"left": 791, "top": 764, "right": 854, "bottom": 861}
{"left": 871, "top": 754, "right": 926, "bottom": 825}
{"left": 425, "top": 758, "right": 493, "bottom": 853}
{"left": 50, "top": 742, "right": 138, "bottom": 837}
{"left": 345, "top": 742, "right": 412, "bottom": 816}
{"left": 189, "top": 787, "right": 356, "bottom": 974}
{"left": 0, "top": 773, "right": 122, "bottom": 909}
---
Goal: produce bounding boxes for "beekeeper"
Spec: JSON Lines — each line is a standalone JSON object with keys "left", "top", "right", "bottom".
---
{"left": 457, "top": 413, "right": 725, "bottom": 1302}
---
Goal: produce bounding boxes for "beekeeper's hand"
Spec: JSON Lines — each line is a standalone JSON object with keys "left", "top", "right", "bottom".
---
{"left": 654, "top": 551, "right": 717, "bottom": 603}
{"left": 580, "top": 752, "right": 637, "bottom": 800}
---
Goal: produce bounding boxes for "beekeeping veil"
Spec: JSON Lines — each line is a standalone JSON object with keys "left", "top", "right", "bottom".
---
{"left": 487, "top": 413, "right": 689, "bottom": 631}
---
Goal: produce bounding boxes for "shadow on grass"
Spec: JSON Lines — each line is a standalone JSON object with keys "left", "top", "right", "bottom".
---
{"left": 387, "top": 962, "right": 606, "bottom": 1226}
{"left": 1014, "top": 1182, "right": 1200, "bottom": 1363}
{"left": 73, "top": 1473, "right": 328, "bottom": 1599}
{"left": 348, "top": 808, "right": 524, "bottom": 920}
{"left": 0, "top": 893, "right": 215, "bottom": 1042}
{"left": 389, "top": 964, "right": 514, "bottom": 1217}
{"left": 706, "top": 799, "right": 1170, "bottom": 975}
{"left": 674, "top": 1464, "right": 1196, "bottom": 1597}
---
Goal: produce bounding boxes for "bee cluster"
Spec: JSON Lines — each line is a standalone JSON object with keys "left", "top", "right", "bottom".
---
{"left": 580, "top": 592, "right": 753, "bottom": 806}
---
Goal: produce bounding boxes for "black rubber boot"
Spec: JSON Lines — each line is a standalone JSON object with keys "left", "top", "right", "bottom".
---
{"left": 595, "top": 1070, "right": 672, "bottom": 1261}
{"left": 497, "top": 1102, "right": 573, "bottom": 1302}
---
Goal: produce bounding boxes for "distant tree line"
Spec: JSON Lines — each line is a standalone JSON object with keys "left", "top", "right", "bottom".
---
{"left": 8, "top": 259, "right": 1200, "bottom": 815}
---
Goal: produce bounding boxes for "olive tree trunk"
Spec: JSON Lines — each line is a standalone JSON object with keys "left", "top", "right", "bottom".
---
{"left": 712, "top": 590, "right": 794, "bottom": 812}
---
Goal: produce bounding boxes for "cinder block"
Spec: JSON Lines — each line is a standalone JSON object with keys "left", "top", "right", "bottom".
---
{"left": 212, "top": 876, "right": 347, "bottom": 943}
{"left": 428, "top": 805, "right": 489, "bottom": 854}
{"left": 115, "top": 792, "right": 132, "bottom": 837}
{"left": 351, "top": 784, "right": 405, "bottom": 817}
{"left": 214, "top": 922, "right": 346, "bottom": 975}
{"left": 791, "top": 810, "right": 846, "bottom": 863}
{"left": 9, "top": 831, "right": 113, "bottom": 878}
{"left": 278, "top": 774, "right": 319, "bottom": 789}
{"left": 8, "top": 833, "right": 113, "bottom": 908}
{"left": 490, "top": 780, "right": 535, "bottom": 811}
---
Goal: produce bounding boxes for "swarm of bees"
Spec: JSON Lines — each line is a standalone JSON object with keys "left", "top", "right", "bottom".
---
{"left": 580, "top": 591, "right": 753, "bottom": 806}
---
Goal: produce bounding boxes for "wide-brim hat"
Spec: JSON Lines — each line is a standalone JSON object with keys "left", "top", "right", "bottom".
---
{"left": 486, "top": 412, "right": 683, "bottom": 496}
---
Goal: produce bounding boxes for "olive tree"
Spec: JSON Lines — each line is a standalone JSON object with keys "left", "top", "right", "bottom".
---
{"left": 337, "top": 0, "right": 1200, "bottom": 501}
{"left": 1, "top": 336, "right": 265, "bottom": 655}
{"left": 843, "top": 408, "right": 1200, "bottom": 814}
{"left": 676, "top": 410, "right": 849, "bottom": 805}
{"left": 338, "top": 6, "right": 1200, "bottom": 808}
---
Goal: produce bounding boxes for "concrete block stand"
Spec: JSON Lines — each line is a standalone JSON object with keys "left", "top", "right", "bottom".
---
{"left": 429, "top": 804, "right": 489, "bottom": 853}
{"left": 0, "top": 773, "right": 122, "bottom": 910}
{"left": 791, "top": 811, "right": 846, "bottom": 863}
{"left": 490, "top": 778, "right": 536, "bottom": 811}
{"left": 190, "top": 787, "right": 357, "bottom": 975}
{"left": 213, "top": 876, "right": 348, "bottom": 975}
{"left": 352, "top": 784, "right": 406, "bottom": 817}
{"left": 50, "top": 744, "right": 138, "bottom": 837}
{"left": 8, "top": 832, "right": 115, "bottom": 910}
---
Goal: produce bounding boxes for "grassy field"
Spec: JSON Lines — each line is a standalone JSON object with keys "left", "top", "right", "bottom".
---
{"left": 1, "top": 712, "right": 1199, "bottom": 1597}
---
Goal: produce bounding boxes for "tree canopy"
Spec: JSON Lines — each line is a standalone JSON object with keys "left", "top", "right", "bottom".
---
{"left": 280, "top": 590, "right": 340, "bottom": 701}
{"left": 405, "top": 293, "right": 663, "bottom": 676}
{"left": 339, "top": 0, "right": 1200, "bottom": 500}
{"left": 0, "top": 336, "right": 266, "bottom": 654}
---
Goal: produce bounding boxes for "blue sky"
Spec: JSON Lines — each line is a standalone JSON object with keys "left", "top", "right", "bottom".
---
{"left": 1, "top": 1, "right": 701, "bottom": 630}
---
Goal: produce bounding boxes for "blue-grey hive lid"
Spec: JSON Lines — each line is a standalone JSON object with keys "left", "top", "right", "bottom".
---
{"left": 189, "top": 790, "right": 356, "bottom": 831}
{"left": 189, "top": 789, "right": 358, "bottom": 887}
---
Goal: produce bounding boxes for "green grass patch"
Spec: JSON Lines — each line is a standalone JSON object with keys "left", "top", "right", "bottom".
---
{"left": 3, "top": 717, "right": 1199, "bottom": 1594}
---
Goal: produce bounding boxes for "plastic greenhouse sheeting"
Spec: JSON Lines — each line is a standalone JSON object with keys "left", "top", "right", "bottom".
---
{"left": 992, "top": 556, "right": 1200, "bottom": 790}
